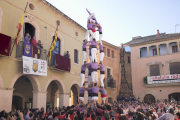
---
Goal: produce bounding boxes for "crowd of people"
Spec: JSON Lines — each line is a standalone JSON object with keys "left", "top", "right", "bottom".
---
{"left": 0, "top": 97, "right": 180, "bottom": 120}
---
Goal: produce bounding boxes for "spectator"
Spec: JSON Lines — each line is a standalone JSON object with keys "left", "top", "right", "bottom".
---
{"left": 158, "top": 108, "right": 175, "bottom": 120}
{"left": 64, "top": 51, "right": 70, "bottom": 58}
{"left": 51, "top": 46, "right": 58, "bottom": 66}
{"left": 24, "top": 33, "right": 31, "bottom": 44}
{"left": 31, "top": 36, "right": 38, "bottom": 47}
{"left": 37, "top": 40, "right": 43, "bottom": 49}
{"left": 107, "top": 75, "right": 113, "bottom": 87}
{"left": 175, "top": 112, "right": 180, "bottom": 120}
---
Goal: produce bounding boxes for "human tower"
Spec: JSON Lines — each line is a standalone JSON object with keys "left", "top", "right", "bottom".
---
{"left": 79, "top": 9, "right": 106, "bottom": 104}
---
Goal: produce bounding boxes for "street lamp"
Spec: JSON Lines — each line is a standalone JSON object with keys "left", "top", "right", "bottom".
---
{"left": 175, "top": 24, "right": 180, "bottom": 33}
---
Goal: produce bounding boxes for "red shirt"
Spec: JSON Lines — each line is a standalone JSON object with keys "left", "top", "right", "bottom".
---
{"left": 70, "top": 114, "right": 75, "bottom": 120}
{"left": 86, "top": 117, "right": 92, "bottom": 120}
{"left": 56, "top": 115, "right": 65, "bottom": 119}
{"left": 31, "top": 39, "right": 38, "bottom": 47}
{"left": 115, "top": 113, "right": 119, "bottom": 120}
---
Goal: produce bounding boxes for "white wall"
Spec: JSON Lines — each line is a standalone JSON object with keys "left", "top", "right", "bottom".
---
{"left": 140, "top": 47, "right": 147, "bottom": 57}
{"left": 159, "top": 44, "right": 167, "bottom": 55}
{"left": 149, "top": 46, "right": 156, "bottom": 56}
{"left": 169, "top": 42, "right": 177, "bottom": 53}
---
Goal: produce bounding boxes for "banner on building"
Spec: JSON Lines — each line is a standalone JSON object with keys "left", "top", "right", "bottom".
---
{"left": 23, "top": 56, "right": 47, "bottom": 76}
{"left": 147, "top": 74, "right": 180, "bottom": 84}
{"left": 0, "top": 33, "right": 11, "bottom": 56}
{"left": 24, "top": 42, "right": 32, "bottom": 57}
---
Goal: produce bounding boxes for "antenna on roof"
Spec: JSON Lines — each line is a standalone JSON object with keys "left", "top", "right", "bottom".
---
{"left": 175, "top": 24, "right": 180, "bottom": 33}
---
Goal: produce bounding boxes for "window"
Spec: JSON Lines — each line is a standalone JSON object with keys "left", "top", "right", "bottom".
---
{"left": 103, "top": 47, "right": 106, "bottom": 55}
{"left": 29, "top": 3, "right": 35, "bottom": 11}
{"left": 75, "top": 32, "right": 78, "bottom": 36}
{"left": 153, "top": 49, "right": 157, "bottom": 56}
{"left": 111, "top": 50, "right": 114, "bottom": 58}
{"left": 74, "top": 49, "right": 78, "bottom": 64}
{"left": 150, "top": 65, "right": 160, "bottom": 76}
{"left": 172, "top": 45, "right": 178, "bottom": 53}
{"left": 128, "top": 56, "right": 130, "bottom": 63}
{"left": 107, "top": 49, "right": 110, "bottom": 57}
{"left": 53, "top": 36, "right": 61, "bottom": 55}
{"left": 170, "top": 62, "right": 180, "bottom": 74}
{"left": 107, "top": 68, "right": 111, "bottom": 78}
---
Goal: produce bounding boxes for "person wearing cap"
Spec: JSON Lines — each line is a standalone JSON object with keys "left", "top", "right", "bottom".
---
{"left": 82, "top": 40, "right": 88, "bottom": 65}
{"left": 89, "top": 40, "right": 97, "bottom": 63}
{"left": 98, "top": 43, "right": 104, "bottom": 63}
{"left": 98, "top": 61, "right": 105, "bottom": 87}
{"left": 99, "top": 87, "right": 106, "bottom": 104}
{"left": 79, "top": 84, "right": 86, "bottom": 103}
{"left": 80, "top": 61, "right": 87, "bottom": 87}
{"left": 91, "top": 83, "right": 99, "bottom": 101}
{"left": 90, "top": 62, "right": 98, "bottom": 85}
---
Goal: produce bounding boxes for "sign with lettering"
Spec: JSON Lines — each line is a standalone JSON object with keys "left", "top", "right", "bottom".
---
{"left": 147, "top": 74, "right": 180, "bottom": 84}
{"left": 24, "top": 42, "right": 32, "bottom": 57}
{"left": 23, "top": 56, "right": 47, "bottom": 76}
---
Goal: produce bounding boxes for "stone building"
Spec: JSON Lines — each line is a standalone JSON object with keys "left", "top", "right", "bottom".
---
{"left": 0, "top": 0, "right": 86, "bottom": 111}
{"left": 126, "top": 30, "right": 180, "bottom": 102}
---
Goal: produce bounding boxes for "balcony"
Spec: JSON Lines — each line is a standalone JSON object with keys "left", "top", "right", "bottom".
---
{"left": 48, "top": 54, "right": 71, "bottom": 72}
{"left": 104, "top": 78, "right": 116, "bottom": 88}
{"left": 16, "top": 41, "right": 47, "bottom": 60}
{"left": 144, "top": 74, "right": 180, "bottom": 87}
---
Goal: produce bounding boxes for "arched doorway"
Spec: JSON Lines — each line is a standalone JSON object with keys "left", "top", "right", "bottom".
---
{"left": 12, "top": 76, "right": 34, "bottom": 109}
{"left": 46, "top": 80, "right": 64, "bottom": 109}
{"left": 70, "top": 84, "right": 79, "bottom": 106}
{"left": 12, "top": 96, "right": 22, "bottom": 110}
{"left": 144, "top": 94, "right": 155, "bottom": 103}
{"left": 25, "top": 23, "right": 35, "bottom": 39}
{"left": 168, "top": 92, "right": 180, "bottom": 101}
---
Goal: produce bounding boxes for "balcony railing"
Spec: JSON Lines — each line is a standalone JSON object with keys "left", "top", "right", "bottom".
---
{"left": 48, "top": 54, "right": 71, "bottom": 72}
{"left": 16, "top": 41, "right": 47, "bottom": 60}
{"left": 104, "top": 78, "right": 116, "bottom": 88}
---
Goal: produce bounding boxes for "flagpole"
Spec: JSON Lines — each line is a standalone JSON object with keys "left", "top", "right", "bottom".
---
{"left": 46, "top": 24, "right": 59, "bottom": 60}
{"left": 10, "top": 2, "right": 28, "bottom": 56}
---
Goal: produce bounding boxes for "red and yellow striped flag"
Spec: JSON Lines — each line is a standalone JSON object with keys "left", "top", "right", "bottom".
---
{"left": 48, "top": 28, "right": 58, "bottom": 62}
{"left": 14, "top": 12, "right": 25, "bottom": 45}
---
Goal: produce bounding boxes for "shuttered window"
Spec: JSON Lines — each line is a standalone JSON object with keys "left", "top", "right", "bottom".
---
{"left": 150, "top": 64, "right": 160, "bottom": 76}
{"left": 107, "top": 68, "right": 111, "bottom": 78}
{"left": 128, "top": 56, "right": 130, "bottom": 63}
{"left": 170, "top": 62, "right": 180, "bottom": 74}
{"left": 111, "top": 50, "right": 114, "bottom": 58}
{"left": 107, "top": 49, "right": 110, "bottom": 57}
{"left": 74, "top": 49, "right": 78, "bottom": 64}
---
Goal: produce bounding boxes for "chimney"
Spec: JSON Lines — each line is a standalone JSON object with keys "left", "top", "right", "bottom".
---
{"left": 157, "top": 29, "right": 159, "bottom": 37}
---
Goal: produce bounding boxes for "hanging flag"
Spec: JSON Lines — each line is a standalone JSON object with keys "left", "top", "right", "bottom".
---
{"left": 48, "top": 28, "right": 58, "bottom": 62}
{"left": 0, "top": 33, "right": 11, "bottom": 56}
{"left": 14, "top": 12, "right": 25, "bottom": 46}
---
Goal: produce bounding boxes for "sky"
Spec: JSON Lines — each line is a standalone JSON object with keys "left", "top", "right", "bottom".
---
{"left": 47, "top": 0, "right": 180, "bottom": 50}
